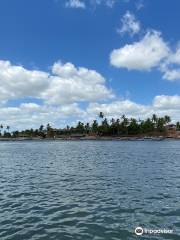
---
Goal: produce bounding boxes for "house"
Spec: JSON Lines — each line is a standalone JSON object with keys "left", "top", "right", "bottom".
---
{"left": 165, "top": 124, "right": 178, "bottom": 138}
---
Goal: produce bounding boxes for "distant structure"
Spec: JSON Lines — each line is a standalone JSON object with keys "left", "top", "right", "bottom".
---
{"left": 166, "top": 124, "right": 180, "bottom": 138}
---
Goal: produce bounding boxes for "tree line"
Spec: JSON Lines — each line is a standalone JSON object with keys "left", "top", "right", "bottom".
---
{"left": 1, "top": 113, "right": 180, "bottom": 138}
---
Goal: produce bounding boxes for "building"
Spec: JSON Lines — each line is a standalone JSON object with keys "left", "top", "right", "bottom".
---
{"left": 165, "top": 124, "right": 179, "bottom": 138}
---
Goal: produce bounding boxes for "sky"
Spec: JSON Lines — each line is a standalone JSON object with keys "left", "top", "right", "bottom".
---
{"left": 0, "top": 0, "right": 180, "bottom": 130}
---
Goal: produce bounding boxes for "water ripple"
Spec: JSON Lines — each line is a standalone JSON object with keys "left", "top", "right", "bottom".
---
{"left": 0, "top": 140, "right": 180, "bottom": 240}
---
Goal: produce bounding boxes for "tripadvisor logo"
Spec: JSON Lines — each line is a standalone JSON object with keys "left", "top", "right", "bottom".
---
{"left": 134, "top": 227, "right": 173, "bottom": 236}
{"left": 135, "top": 227, "right": 143, "bottom": 236}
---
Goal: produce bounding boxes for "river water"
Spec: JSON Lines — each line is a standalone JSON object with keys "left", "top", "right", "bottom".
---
{"left": 0, "top": 140, "right": 180, "bottom": 240}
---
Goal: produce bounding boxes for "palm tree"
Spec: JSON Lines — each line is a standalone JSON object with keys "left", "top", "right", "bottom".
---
{"left": 152, "top": 114, "right": 157, "bottom": 123}
{"left": 3, "top": 113, "right": 178, "bottom": 138}
{"left": 0, "top": 124, "right": 3, "bottom": 136}
{"left": 39, "top": 125, "right": 44, "bottom": 132}
{"left": 92, "top": 120, "right": 98, "bottom": 134}
{"left": 152, "top": 114, "right": 158, "bottom": 129}
{"left": 101, "top": 118, "right": 109, "bottom": 135}
{"left": 115, "top": 118, "right": 121, "bottom": 135}
{"left": 176, "top": 121, "right": 180, "bottom": 130}
{"left": 110, "top": 118, "right": 116, "bottom": 135}
{"left": 76, "top": 121, "right": 84, "bottom": 133}
{"left": 0, "top": 124, "right": 3, "bottom": 131}
{"left": 156, "top": 117, "right": 166, "bottom": 132}
{"left": 110, "top": 118, "right": 115, "bottom": 124}
{"left": 46, "top": 123, "right": 54, "bottom": 137}
{"left": 164, "top": 115, "right": 171, "bottom": 125}
{"left": 85, "top": 123, "right": 90, "bottom": 134}
{"left": 128, "top": 118, "right": 139, "bottom": 135}
{"left": 121, "top": 115, "right": 129, "bottom": 134}
{"left": 46, "top": 123, "right": 51, "bottom": 131}
{"left": 99, "top": 112, "right": 104, "bottom": 119}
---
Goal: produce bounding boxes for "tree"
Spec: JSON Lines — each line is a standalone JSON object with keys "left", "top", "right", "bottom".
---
{"left": 115, "top": 118, "right": 121, "bottom": 135}
{"left": 0, "top": 124, "right": 3, "bottom": 129}
{"left": 176, "top": 121, "right": 180, "bottom": 130}
{"left": 76, "top": 121, "right": 85, "bottom": 134}
{"left": 141, "top": 118, "right": 154, "bottom": 133}
{"left": 100, "top": 118, "right": 110, "bottom": 135}
{"left": 152, "top": 114, "right": 158, "bottom": 124}
{"left": 92, "top": 120, "right": 98, "bottom": 134}
{"left": 12, "top": 131, "right": 19, "bottom": 138}
{"left": 99, "top": 112, "right": 104, "bottom": 119}
{"left": 2, "top": 114, "right": 179, "bottom": 139}
{"left": 85, "top": 123, "right": 90, "bottom": 134}
{"left": 39, "top": 125, "right": 44, "bottom": 132}
{"left": 0, "top": 124, "right": 3, "bottom": 136}
{"left": 128, "top": 118, "right": 139, "bottom": 135}
{"left": 156, "top": 117, "right": 166, "bottom": 132}
{"left": 121, "top": 115, "right": 129, "bottom": 134}
{"left": 110, "top": 118, "right": 116, "bottom": 135}
{"left": 46, "top": 123, "right": 54, "bottom": 138}
{"left": 164, "top": 115, "right": 171, "bottom": 124}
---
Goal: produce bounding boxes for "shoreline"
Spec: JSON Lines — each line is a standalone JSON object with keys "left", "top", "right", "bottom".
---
{"left": 0, "top": 136, "right": 180, "bottom": 142}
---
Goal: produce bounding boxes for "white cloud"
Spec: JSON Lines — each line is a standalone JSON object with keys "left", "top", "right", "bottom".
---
{"left": 153, "top": 95, "right": 180, "bottom": 109}
{"left": 0, "top": 60, "right": 50, "bottom": 102}
{"left": 93, "top": 0, "right": 116, "bottom": 8}
{"left": 0, "top": 60, "right": 113, "bottom": 104}
{"left": 135, "top": 0, "right": 144, "bottom": 11}
{"left": 0, "top": 103, "right": 85, "bottom": 130}
{"left": 111, "top": 18, "right": 180, "bottom": 81}
{"left": 43, "top": 61, "right": 114, "bottom": 104}
{"left": 65, "top": 0, "right": 85, "bottom": 8}
{"left": 168, "top": 45, "right": 180, "bottom": 65}
{"left": 87, "top": 95, "right": 180, "bottom": 122}
{"left": 159, "top": 45, "right": 180, "bottom": 81}
{"left": 162, "top": 68, "right": 180, "bottom": 81}
{"left": 117, "top": 11, "right": 140, "bottom": 36}
{"left": 64, "top": 0, "right": 117, "bottom": 9}
{"left": 0, "top": 59, "right": 115, "bottom": 129}
{"left": 87, "top": 100, "right": 151, "bottom": 119}
{"left": 1, "top": 95, "right": 180, "bottom": 130}
{"left": 110, "top": 30, "right": 170, "bottom": 70}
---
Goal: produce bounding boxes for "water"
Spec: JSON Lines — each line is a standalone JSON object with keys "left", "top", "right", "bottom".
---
{"left": 0, "top": 140, "right": 180, "bottom": 240}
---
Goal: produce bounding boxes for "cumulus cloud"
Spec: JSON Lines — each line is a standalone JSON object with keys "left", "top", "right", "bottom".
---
{"left": 0, "top": 60, "right": 113, "bottom": 104}
{"left": 87, "top": 100, "right": 149, "bottom": 119}
{"left": 135, "top": 0, "right": 144, "bottom": 10}
{"left": 87, "top": 95, "right": 180, "bottom": 122}
{"left": 160, "top": 45, "right": 180, "bottom": 81}
{"left": 0, "top": 60, "right": 50, "bottom": 102}
{"left": 168, "top": 45, "right": 180, "bottom": 65}
{"left": 117, "top": 11, "right": 140, "bottom": 36}
{"left": 1, "top": 95, "right": 180, "bottom": 130}
{"left": 65, "top": 0, "right": 85, "bottom": 8}
{"left": 110, "top": 30, "right": 170, "bottom": 70}
{"left": 43, "top": 61, "right": 114, "bottom": 104}
{"left": 0, "top": 103, "right": 85, "bottom": 130}
{"left": 64, "top": 0, "right": 117, "bottom": 9}
{"left": 0, "top": 59, "right": 115, "bottom": 129}
{"left": 153, "top": 95, "right": 180, "bottom": 109}
{"left": 111, "top": 19, "right": 180, "bottom": 81}
{"left": 93, "top": 0, "right": 116, "bottom": 8}
{"left": 162, "top": 68, "right": 180, "bottom": 81}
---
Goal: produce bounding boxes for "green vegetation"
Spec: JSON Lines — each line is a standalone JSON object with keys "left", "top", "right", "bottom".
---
{"left": 0, "top": 113, "right": 179, "bottom": 139}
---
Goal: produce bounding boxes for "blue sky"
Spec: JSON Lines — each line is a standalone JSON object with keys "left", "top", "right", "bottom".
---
{"left": 0, "top": 0, "right": 180, "bottom": 129}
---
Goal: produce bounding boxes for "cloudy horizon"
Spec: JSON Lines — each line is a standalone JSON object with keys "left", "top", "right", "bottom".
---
{"left": 0, "top": 0, "right": 180, "bottom": 130}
